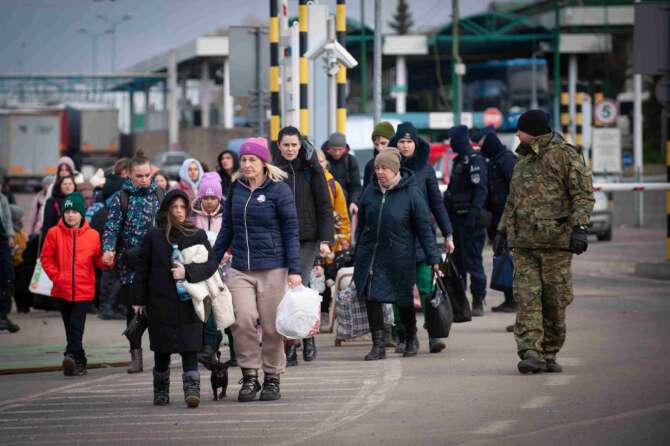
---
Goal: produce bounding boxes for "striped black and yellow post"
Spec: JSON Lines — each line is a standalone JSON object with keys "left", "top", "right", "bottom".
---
{"left": 299, "top": 0, "right": 309, "bottom": 136}
{"left": 269, "top": 0, "right": 280, "bottom": 143}
{"left": 575, "top": 87, "right": 585, "bottom": 148}
{"left": 560, "top": 86, "right": 569, "bottom": 138}
{"left": 336, "top": 0, "right": 347, "bottom": 134}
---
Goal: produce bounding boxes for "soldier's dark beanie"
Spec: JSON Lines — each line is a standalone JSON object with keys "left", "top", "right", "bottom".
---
{"left": 516, "top": 109, "right": 552, "bottom": 137}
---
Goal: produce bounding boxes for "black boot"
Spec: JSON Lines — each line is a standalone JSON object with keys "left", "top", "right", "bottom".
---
{"left": 183, "top": 371, "right": 200, "bottom": 408}
{"left": 429, "top": 338, "right": 446, "bottom": 354}
{"left": 302, "top": 337, "right": 317, "bottom": 362}
{"left": 227, "top": 331, "right": 238, "bottom": 366}
{"left": 153, "top": 369, "right": 170, "bottom": 406}
{"left": 285, "top": 343, "right": 298, "bottom": 367}
{"left": 0, "top": 313, "right": 19, "bottom": 333}
{"left": 472, "top": 295, "right": 485, "bottom": 317}
{"left": 394, "top": 331, "right": 405, "bottom": 354}
{"left": 62, "top": 353, "right": 76, "bottom": 377}
{"left": 364, "top": 329, "right": 386, "bottom": 361}
{"left": 384, "top": 325, "right": 395, "bottom": 348}
{"left": 260, "top": 374, "right": 281, "bottom": 401}
{"left": 492, "top": 291, "right": 517, "bottom": 313}
{"left": 545, "top": 358, "right": 563, "bottom": 373}
{"left": 127, "top": 348, "right": 143, "bottom": 374}
{"left": 73, "top": 351, "right": 87, "bottom": 376}
{"left": 403, "top": 329, "right": 419, "bottom": 357}
{"left": 238, "top": 369, "right": 261, "bottom": 402}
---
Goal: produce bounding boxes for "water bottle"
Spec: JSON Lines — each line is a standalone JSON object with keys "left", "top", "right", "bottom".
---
{"left": 171, "top": 245, "right": 191, "bottom": 301}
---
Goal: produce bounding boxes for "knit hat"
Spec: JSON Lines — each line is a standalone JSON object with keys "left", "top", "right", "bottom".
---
{"left": 448, "top": 125, "right": 472, "bottom": 155}
{"left": 198, "top": 172, "right": 223, "bottom": 199}
{"left": 516, "top": 109, "right": 552, "bottom": 137}
{"left": 239, "top": 137, "right": 271, "bottom": 163}
{"left": 374, "top": 149, "right": 401, "bottom": 174}
{"left": 57, "top": 156, "right": 76, "bottom": 173}
{"left": 393, "top": 122, "right": 420, "bottom": 146}
{"left": 371, "top": 121, "right": 395, "bottom": 141}
{"left": 62, "top": 192, "right": 87, "bottom": 218}
{"left": 327, "top": 132, "right": 347, "bottom": 148}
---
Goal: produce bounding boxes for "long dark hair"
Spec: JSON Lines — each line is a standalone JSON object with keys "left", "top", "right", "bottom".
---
{"left": 54, "top": 175, "right": 77, "bottom": 198}
{"left": 162, "top": 194, "right": 197, "bottom": 244}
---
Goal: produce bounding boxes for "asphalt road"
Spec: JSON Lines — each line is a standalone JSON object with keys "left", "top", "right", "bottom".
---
{"left": 1, "top": 261, "right": 668, "bottom": 445}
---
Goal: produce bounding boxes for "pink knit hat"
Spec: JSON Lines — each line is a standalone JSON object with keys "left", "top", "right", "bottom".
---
{"left": 239, "top": 137, "right": 271, "bottom": 163}
{"left": 198, "top": 172, "right": 223, "bottom": 199}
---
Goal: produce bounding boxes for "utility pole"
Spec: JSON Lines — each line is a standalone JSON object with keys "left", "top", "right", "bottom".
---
{"left": 96, "top": 13, "right": 131, "bottom": 72}
{"left": 360, "top": 1, "right": 367, "bottom": 113}
{"left": 451, "top": 0, "right": 462, "bottom": 125}
{"left": 373, "top": 0, "right": 382, "bottom": 124}
{"left": 553, "top": 2, "right": 561, "bottom": 130}
{"left": 78, "top": 28, "right": 112, "bottom": 73}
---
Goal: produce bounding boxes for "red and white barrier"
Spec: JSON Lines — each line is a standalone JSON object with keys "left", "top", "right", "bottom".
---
{"left": 592, "top": 183, "right": 670, "bottom": 192}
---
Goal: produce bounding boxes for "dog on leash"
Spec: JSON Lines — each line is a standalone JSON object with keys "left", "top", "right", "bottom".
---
{"left": 211, "top": 352, "right": 230, "bottom": 401}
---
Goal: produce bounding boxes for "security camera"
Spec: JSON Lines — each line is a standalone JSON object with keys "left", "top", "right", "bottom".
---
{"left": 324, "top": 41, "right": 358, "bottom": 69}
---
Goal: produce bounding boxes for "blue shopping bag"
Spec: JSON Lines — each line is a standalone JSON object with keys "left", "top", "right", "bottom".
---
{"left": 491, "top": 252, "right": 514, "bottom": 292}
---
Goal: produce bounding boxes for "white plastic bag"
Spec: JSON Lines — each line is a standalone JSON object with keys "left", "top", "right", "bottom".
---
{"left": 275, "top": 285, "right": 322, "bottom": 339}
{"left": 29, "top": 259, "right": 53, "bottom": 296}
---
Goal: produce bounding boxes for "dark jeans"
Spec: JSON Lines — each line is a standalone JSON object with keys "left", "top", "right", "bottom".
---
{"left": 365, "top": 301, "right": 416, "bottom": 333}
{"left": 154, "top": 351, "right": 198, "bottom": 373}
{"left": 59, "top": 300, "right": 91, "bottom": 355}
{"left": 452, "top": 214, "right": 487, "bottom": 298}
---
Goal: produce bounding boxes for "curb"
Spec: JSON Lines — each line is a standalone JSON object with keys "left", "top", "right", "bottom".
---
{"left": 0, "top": 361, "right": 130, "bottom": 376}
{"left": 634, "top": 262, "right": 670, "bottom": 282}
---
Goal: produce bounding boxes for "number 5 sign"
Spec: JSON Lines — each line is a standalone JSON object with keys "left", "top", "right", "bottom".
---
{"left": 594, "top": 99, "right": 618, "bottom": 127}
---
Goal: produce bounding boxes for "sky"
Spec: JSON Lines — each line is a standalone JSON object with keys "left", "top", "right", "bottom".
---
{"left": 0, "top": 0, "right": 490, "bottom": 75}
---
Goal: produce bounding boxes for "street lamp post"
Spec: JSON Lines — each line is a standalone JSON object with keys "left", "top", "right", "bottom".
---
{"left": 96, "top": 13, "right": 132, "bottom": 72}
{"left": 78, "top": 28, "right": 112, "bottom": 73}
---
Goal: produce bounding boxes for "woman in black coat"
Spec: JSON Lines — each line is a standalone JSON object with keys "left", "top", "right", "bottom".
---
{"left": 133, "top": 189, "right": 218, "bottom": 409}
{"left": 354, "top": 150, "right": 442, "bottom": 361}
{"left": 273, "top": 126, "right": 334, "bottom": 365}
{"left": 217, "top": 149, "right": 240, "bottom": 197}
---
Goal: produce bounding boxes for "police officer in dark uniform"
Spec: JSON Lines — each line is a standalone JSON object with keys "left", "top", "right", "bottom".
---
{"left": 471, "top": 126, "right": 517, "bottom": 313}
{"left": 444, "top": 125, "right": 489, "bottom": 317}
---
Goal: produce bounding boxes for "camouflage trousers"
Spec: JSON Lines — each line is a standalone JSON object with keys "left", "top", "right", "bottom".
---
{"left": 513, "top": 248, "right": 574, "bottom": 361}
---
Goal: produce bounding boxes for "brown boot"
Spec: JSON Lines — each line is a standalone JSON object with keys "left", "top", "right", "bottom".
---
{"left": 127, "top": 348, "right": 143, "bottom": 373}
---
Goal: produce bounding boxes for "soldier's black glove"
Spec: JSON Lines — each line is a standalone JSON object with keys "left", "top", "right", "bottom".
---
{"left": 492, "top": 232, "right": 507, "bottom": 256}
{"left": 569, "top": 225, "right": 589, "bottom": 255}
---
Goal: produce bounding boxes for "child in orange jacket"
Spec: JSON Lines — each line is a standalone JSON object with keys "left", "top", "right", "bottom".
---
{"left": 41, "top": 192, "right": 106, "bottom": 376}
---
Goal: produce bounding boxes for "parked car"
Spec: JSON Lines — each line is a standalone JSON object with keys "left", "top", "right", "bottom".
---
{"left": 590, "top": 189, "right": 613, "bottom": 241}
{"left": 152, "top": 151, "right": 189, "bottom": 180}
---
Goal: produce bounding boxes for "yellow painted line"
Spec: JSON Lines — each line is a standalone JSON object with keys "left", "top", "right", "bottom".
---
{"left": 270, "top": 66, "right": 279, "bottom": 92}
{"left": 299, "top": 5, "right": 308, "bottom": 32}
{"left": 337, "top": 108, "right": 347, "bottom": 134}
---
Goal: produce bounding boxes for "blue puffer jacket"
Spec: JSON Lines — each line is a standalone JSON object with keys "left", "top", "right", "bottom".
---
{"left": 213, "top": 178, "right": 301, "bottom": 275}
{"left": 102, "top": 179, "right": 162, "bottom": 285}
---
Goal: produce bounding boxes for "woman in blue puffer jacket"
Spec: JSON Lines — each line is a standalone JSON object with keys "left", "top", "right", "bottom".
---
{"left": 213, "top": 137, "right": 301, "bottom": 403}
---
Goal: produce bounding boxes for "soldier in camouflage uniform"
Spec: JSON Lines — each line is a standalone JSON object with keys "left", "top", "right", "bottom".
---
{"left": 493, "top": 110, "right": 594, "bottom": 375}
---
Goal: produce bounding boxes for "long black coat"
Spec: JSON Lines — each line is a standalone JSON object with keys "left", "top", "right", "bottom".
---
{"left": 133, "top": 221, "right": 218, "bottom": 354}
{"left": 354, "top": 169, "right": 441, "bottom": 306}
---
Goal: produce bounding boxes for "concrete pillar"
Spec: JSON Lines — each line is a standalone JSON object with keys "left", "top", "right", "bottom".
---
{"left": 223, "top": 56, "right": 233, "bottom": 129}
{"left": 168, "top": 50, "right": 179, "bottom": 149}
{"left": 568, "top": 54, "right": 577, "bottom": 144}
{"left": 395, "top": 55, "right": 407, "bottom": 114}
{"left": 200, "top": 60, "right": 211, "bottom": 128}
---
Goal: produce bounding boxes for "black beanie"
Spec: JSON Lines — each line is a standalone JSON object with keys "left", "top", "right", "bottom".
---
{"left": 516, "top": 110, "right": 552, "bottom": 137}
{"left": 394, "top": 122, "right": 419, "bottom": 146}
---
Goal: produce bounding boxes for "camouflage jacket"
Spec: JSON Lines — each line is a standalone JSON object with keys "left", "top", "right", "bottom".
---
{"left": 498, "top": 132, "right": 594, "bottom": 250}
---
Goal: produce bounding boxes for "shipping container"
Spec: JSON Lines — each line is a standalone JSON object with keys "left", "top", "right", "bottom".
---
{"left": 63, "top": 105, "right": 119, "bottom": 154}
{"left": 0, "top": 110, "right": 62, "bottom": 183}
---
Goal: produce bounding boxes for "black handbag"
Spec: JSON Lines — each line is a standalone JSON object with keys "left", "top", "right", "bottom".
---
{"left": 491, "top": 251, "right": 514, "bottom": 292}
{"left": 439, "top": 255, "right": 472, "bottom": 323}
{"left": 424, "top": 275, "right": 454, "bottom": 338}
{"left": 123, "top": 313, "right": 148, "bottom": 346}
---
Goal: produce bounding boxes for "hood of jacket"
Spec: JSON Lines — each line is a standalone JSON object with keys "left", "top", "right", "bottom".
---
{"left": 448, "top": 125, "right": 475, "bottom": 157}
{"left": 217, "top": 150, "right": 240, "bottom": 176}
{"left": 479, "top": 128, "right": 507, "bottom": 159}
{"left": 395, "top": 137, "right": 430, "bottom": 173}
{"left": 191, "top": 197, "right": 224, "bottom": 218}
{"left": 179, "top": 158, "right": 204, "bottom": 190}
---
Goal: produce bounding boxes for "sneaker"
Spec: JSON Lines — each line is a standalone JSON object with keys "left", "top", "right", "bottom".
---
{"left": 259, "top": 375, "right": 281, "bottom": 401}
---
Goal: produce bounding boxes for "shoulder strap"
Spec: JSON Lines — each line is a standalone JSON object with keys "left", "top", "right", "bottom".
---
{"left": 119, "top": 190, "right": 129, "bottom": 220}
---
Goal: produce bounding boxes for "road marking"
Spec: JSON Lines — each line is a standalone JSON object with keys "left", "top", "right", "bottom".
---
{"left": 521, "top": 395, "right": 553, "bottom": 409}
{"left": 473, "top": 420, "right": 517, "bottom": 435}
{"left": 545, "top": 375, "right": 576, "bottom": 386}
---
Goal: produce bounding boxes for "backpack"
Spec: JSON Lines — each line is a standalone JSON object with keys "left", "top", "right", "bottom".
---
{"left": 118, "top": 187, "right": 166, "bottom": 220}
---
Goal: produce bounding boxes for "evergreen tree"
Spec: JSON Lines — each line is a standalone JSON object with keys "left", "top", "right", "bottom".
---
{"left": 389, "top": 0, "right": 414, "bottom": 35}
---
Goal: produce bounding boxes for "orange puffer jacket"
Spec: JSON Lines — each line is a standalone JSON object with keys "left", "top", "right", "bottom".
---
{"left": 40, "top": 219, "right": 105, "bottom": 302}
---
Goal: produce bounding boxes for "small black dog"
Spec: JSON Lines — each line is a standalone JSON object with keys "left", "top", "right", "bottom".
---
{"left": 211, "top": 352, "right": 230, "bottom": 401}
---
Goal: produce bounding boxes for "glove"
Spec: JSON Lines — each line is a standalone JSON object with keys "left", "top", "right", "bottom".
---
{"left": 569, "top": 225, "right": 589, "bottom": 255}
{"left": 492, "top": 232, "right": 507, "bottom": 256}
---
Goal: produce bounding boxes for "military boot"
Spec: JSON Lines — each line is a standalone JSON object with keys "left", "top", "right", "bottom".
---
{"left": 259, "top": 374, "right": 281, "bottom": 401}
{"left": 182, "top": 371, "right": 200, "bottom": 408}
{"left": 364, "top": 329, "right": 386, "bottom": 361}
{"left": 238, "top": 369, "right": 261, "bottom": 402}
{"left": 472, "top": 295, "right": 485, "bottom": 317}
{"left": 517, "top": 353, "right": 547, "bottom": 374}
{"left": 545, "top": 358, "right": 563, "bottom": 373}
{"left": 153, "top": 369, "right": 170, "bottom": 406}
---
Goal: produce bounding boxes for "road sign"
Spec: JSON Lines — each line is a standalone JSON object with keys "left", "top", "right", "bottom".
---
{"left": 483, "top": 107, "right": 503, "bottom": 128}
{"left": 592, "top": 127, "right": 622, "bottom": 173}
{"left": 594, "top": 99, "right": 618, "bottom": 127}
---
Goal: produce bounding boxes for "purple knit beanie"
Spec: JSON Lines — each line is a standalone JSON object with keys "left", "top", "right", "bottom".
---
{"left": 198, "top": 172, "right": 223, "bottom": 199}
{"left": 239, "top": 137, "right": 270, "bottom": 163}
